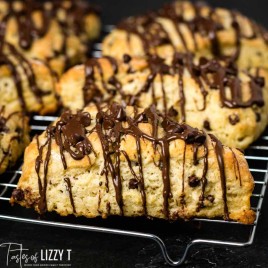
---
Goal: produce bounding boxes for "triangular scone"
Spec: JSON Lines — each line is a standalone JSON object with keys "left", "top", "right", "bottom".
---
{"left": 0, "top": 43, "right": 58, "bottom": 115}
{"left": 0, "top": 106, "right": 29, "bottom": 174}
{"left": 11, "top": 103, "right": 255, "bottom": 224}
{"left": 57, "top": 55, "right": 268, "bottom": 149}
{"left": 0, "top": 0, "right": 101, "bottom": 75}
{"left": 103, "top": 1, "right": 268, "bottom": 69}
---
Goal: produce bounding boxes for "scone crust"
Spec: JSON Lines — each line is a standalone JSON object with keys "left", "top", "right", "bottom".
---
{"left": 57, "top": 56, "right": 268, "bottom": 149}
{"left": 0, "top": 44, "right": 58, "bottom": 115}
{"left": 0, "top": 0, "right": 101, "bottom": 74}
{"left": 0, "top": 107, "right": 30, "bottom": 174}
{"left": 102, "top": 1, "right": 268, "bottom": 69}
{"left": 11, "top": 104, "right": 255, "bottom": 224}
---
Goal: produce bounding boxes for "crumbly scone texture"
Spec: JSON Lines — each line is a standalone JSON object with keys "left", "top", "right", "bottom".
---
{"left": 0, "top": 44, "right": 58, "bottom": 115}
{"left": 0, "top": 106, "right": 30, "bottom": 174}
{"left": 10, "top": 104, "right": 255, "bottom": 224}
{"left": 102, "top": 0, "right": 268, "bottom": 70}
{"left": 0, "top": 0, "right": 101, "bottom": 74}
{"left": 57, "top": 57, "right": 268, "bottom": 149}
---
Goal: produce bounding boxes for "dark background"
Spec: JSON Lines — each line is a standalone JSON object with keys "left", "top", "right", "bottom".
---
{"left": 1, "top": 1, "right": 268, "bottom": 268}
{"left": 90, "top": 0, "right": 268, "bottom": 27}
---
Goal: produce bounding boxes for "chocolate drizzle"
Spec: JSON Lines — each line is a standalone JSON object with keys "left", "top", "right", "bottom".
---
{"left": 230, "top": 148, "right": 242, "bottom": 186}
{"left": 117, "top": 1, "right": 265, "bottom": 61}
{"left": 82, "top": 54, "right": 265, "bottom": 123}
{"left": 0, "top": 40, "right": 55, "bottom": 112}
{"left": 54, "top": 110, "right": 93, "bottom": 169}
{"left": 35, "top": 110, "right": 93, "bottom": 214}
{"left": 0, "top": 0, "right": 99, "bottom": 52}
{"left": 32, "top": 103, "right": 236, "bottom": 220}
{"left": 197, "top": 140, "right": 208, "bottom": 212}
{"left": 64, "top": 177, "right": 76, "bottom": 213}
{"left": 35, "top": 127, "right": 53, "bottom": 214}
{"left": 210, "top": 134, "right": 229, "bottom": 220}
{"left": 117, "top": 12, "right": 174, "bottom": 55}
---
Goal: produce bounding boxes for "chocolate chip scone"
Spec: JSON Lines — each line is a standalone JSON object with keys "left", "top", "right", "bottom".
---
{"left": 0, "top": 106, "right": 29, "bottom": 174}
{"left": 57, "top": 54, "right": 268, "bottom": 149}
{"left": 0, "top": 43, "right": 58, "bottom": 115}
{"left": 102, "top": 1, "right": 268, "bottom": 69}
{"left": 0, "top": 0, "right": 101, "bottom": 74}
{"left": 10, "top": 103, "right": 255, "bottom": 224}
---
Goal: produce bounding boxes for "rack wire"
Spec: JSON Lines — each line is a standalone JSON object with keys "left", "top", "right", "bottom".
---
{"left": 0, "top": 26, "right": 268, "bottom": 266}
{"left": 1, "top": 113, "right": 267, "bottom": 267}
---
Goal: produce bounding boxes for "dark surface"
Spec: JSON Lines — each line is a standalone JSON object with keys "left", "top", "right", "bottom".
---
{"left": 1, "top": 1, "right": 268, "bottom": 267}
{"left": 0, "top": 198, "right": 267, "bottom": 268}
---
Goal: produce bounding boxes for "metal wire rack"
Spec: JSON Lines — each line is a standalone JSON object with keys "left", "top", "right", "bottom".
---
{"left": 1, "top": 112, "right": 267, "bottom": 266}
{"left": 0, "top": 26, "right": 268, "bottom": 266}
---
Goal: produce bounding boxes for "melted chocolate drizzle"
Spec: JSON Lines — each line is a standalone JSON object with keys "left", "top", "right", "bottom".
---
{"left": 82, "top": 53, "right": 264, "bottom": 123}
{"left": 31, "top": 103, "right": 235, "bottom": 220}
{"left": 0, "top": 39, "right": 55, "bottom": 112}
{"left": 0, "top": 0, "right": 99, "bottom": 52}
{"left": 0, "top": 0, "right": 99, "bottom": 84}
{"left": 210, "top": 134, "right": 229, "bottom": 220}
{"left": 64, "top": 177, "right": 76, "bottom": 213}
{"left": 117, "top": 1, "right": 266, "bottom": 61}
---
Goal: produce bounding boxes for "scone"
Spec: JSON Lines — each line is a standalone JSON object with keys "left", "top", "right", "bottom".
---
{"left": 0, "top": 0, "right": 101, "bottom": 74}
{"left": 0, "top": 43, "right": 58, "bottom": 115}
{"left": 10, "top": 103, "right": 255, "bottom": 224}
{"left": 0, "top": 106, "right": 30, "bottom": 174}
{"left": 102, "top": 1, "right": 268, "bottom": 69}
{"left": 56, "top": 54, "right": 268, "bottom": 149}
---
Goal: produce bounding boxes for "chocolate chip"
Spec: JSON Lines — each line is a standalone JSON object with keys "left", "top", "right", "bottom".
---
{"left": 203, "top": 120, "right": 211, "bottom": 131}
{"left": 80, "top": 112, "right": 91, "bottom": 127}
{"left": 0, "top": 117, "right": 7, "bottom": 132}
{"left": 108, "top": 76, "right": 117, "bottom": 86}
{"left": 123, "top": 54, "right": 132, "bottom": 63}
{"left": 129, "top": 178, "right": 139, "bottom": 189}
{"left": 168, "top": 106, "right": 178, "bottom": 117}
{"left": 180, "top": 193, "right": 186, "bottom": 205}
{"left": 199, "top": 57, "right": 209, "bottom": 67}
{"left": 188, "top": 175, "right": 200, "bottom": 187}
{"left": 12, "top": 189, "right": 24, "bottom": 201}
{"left": 228, "top": 114, "right": 240, "bottom": 125}
{"left": 255, "top": 112, "right": 261, "bottom": 122}
{"left": 206, "top": 195, "right": 215, "bottom": 203}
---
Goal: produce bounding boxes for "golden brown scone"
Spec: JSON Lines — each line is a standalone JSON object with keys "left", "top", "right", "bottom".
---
{"left": 0, "top": 43, "right": 58, "bottom": 115}
{"left": 57, "top": 54, "right": 268, "bottom": 149}
{"left": 0, "top": 0, "right": 101, "bottom": 75}
{"left": 10, "top": 103, "right": 255, "bottom": 224}
{"left": 102, "top": 1, "right": 268, "bottom": 70}
{"left": 0, "top": 106, "right": 30, "bottom": 174}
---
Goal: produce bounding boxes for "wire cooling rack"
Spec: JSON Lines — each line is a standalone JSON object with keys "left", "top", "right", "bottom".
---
{"left": 0, "top": 26, "right": 268, "bottom": 266}
{"left": 0, "top": 110, "right": 267, "bottom": 266}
